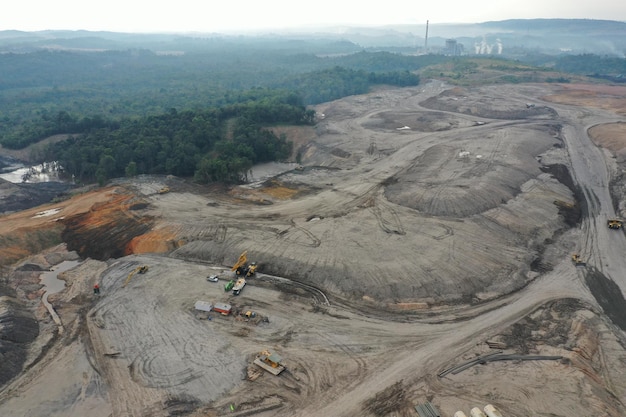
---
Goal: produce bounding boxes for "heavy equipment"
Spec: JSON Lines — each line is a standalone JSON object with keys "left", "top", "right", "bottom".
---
{"left": 253, "top": 349, "right": 285, "bottom": 375}
{"left": 157, "top": 186, "right": 170, "bottom": 194}
{"left": 571, "top": 254, "right": 586, "bottom": 266}
{"left": 232, "top": 277, "right": 246, "bottom": 295}
{"left": 244, "top": 262, "right": 258, "bottom": 277}
{"left": 231, "top": 251, "right": 258, "bottom": 277}
{"left": 123, "top": 265, "right": 148, "bottom": 287}
{"left": 224, "top": 279, "right": 235, "bottom": 292}
{"left": 607, "top": 219, "right": 623, "bottom": 229}
{"left": 231, "top": 251, "right": 248, "bottom": 275}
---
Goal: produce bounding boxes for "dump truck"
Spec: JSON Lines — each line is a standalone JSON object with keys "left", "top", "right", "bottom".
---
{"left": 232, "top": 277, "right": 246, "bottom": 295}
{"left": 608, "top": 219, "right": 623, "bottom": 229}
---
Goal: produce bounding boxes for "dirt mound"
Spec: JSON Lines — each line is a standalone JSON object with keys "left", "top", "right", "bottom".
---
{"left": 61, "top": 191, "right": 155, "bottom": 260}
{"left": 420, "top": 86, "right": 557, "bottom": 119}
{"left": 384, "top": 124, "right": 560, "bottom": 217}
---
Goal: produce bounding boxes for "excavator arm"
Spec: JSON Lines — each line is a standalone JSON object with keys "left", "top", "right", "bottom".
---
{"left": 231, "top": 251, "right": 248, "bottom": 274}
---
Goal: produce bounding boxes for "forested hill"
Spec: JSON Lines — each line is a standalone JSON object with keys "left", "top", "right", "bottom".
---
{"left": 42, "top": 91, "right": 313, "bottom": 185}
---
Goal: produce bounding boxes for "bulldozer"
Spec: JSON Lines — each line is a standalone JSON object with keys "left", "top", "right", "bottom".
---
{"left": 157, "top": 186, "right": 170, "bottom": 194}
{"left": 571, "top": 254, "right": 586, "bottom": 267}
{"left": 607, "top": 219, "right": 623, "bottom": 230}
{"left": 244, "top": 262, "right": 258, "bottom": 277}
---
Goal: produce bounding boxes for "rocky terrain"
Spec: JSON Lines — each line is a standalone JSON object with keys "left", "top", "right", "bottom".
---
{"left": 2, "top": 80, "right": 626, "bottom": 416}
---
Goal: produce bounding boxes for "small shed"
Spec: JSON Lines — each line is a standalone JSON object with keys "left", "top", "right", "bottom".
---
{"left": 213, "top": 302, "right": 232, "bottom": 315}
{"left": 194, "top": 301, "right": 213, "bottom": 313}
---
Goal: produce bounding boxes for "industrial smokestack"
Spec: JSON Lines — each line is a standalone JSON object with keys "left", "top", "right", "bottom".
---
{"left": 424, "top": 20, "right": 429, "bottom": 52}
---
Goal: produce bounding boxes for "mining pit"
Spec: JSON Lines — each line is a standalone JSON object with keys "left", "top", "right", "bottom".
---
{"left": 2, "top": 81, "right": 626, "bottom": 416}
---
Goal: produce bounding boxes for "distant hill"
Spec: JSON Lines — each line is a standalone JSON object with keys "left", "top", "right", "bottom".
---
{"left": 1, "top": 19, "right": 625, "bottom": 56}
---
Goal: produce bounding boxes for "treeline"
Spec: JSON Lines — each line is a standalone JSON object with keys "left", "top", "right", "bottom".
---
{"left": 553, "top": 54, "right": 626, "bottom": 80}
{"left": 42, "top": 90, "right": 312, "bottom": 184}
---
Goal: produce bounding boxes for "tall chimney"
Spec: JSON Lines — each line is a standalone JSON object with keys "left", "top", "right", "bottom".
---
{"left": 424, "top": 20, "right": 429, "bottom": 52}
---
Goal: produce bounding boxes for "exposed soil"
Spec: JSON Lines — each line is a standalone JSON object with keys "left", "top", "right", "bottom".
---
{"left": 2, "top": 80, "right": 626, "bottom": 417}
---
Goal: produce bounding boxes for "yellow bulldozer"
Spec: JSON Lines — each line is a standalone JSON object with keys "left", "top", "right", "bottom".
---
{"left": 607, "top": 219, "right": 623, "bottom": 230}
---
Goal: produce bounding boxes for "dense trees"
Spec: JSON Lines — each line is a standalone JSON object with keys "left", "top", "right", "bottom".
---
{"left": 42, "top": 91, "right": 299, "bottom": 184}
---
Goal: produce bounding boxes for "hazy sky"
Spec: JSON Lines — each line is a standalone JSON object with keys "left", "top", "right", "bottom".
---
{"left": 5, "top": 1, "right": 626, "bottom": 33}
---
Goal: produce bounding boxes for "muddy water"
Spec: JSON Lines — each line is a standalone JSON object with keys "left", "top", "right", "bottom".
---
{"left": 40, "top": 260, "right": 81, "bottom": 310}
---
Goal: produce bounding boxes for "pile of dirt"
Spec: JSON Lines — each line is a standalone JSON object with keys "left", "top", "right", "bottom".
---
{"left": 384, "top": 124, "right": 559, "bottom": 217}
{"left": 60, "top": 191, "right": 155, "bottom": 260}
{"left": 420, "top": 86, "right": 558, "bottom": 119}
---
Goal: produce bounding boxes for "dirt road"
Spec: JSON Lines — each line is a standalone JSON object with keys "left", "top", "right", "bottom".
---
{"left": 2, "top": 81, "right": 626, "bottom": 417}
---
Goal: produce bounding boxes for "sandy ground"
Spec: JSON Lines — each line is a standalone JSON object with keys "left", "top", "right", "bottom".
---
{"left": 2, "top": 80, "right": 626, "bottom": 417}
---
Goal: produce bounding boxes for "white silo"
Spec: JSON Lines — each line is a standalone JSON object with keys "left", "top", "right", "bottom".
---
{"left": 484, "top": 404, "right": 504, "bottom": 417}
{"left": 470, "top": 407, "right": 487, "bottom": 417}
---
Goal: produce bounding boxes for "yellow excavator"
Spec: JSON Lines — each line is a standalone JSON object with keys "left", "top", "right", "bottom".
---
{"left": 123, "top": 265, "right": 149, "bottom": 287}
{"left": 231, "top": 251, "right": 259, "bottom": 277}
{"left": 231, "top": 251, "right": 248, "bottom": 276}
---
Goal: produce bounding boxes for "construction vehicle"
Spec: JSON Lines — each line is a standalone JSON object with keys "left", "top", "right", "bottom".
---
{"left": 253, "top": 349, "right": 285, "bottom": 375}
{"left": 231, "top": 251, "right": 248, "bottom": 276}
{"left": 231, "top": 251, "right": 259, "bottom": 277}
{"left": 608, "top": 219, "right": 623, "bottom": 229}
{"left": 571, "top": 254, "right": 586, "bottom": 266}
{"left": 224, "top": 279, "right": 235, "bottom": 292}
{"left": 232, "top": 277, "right": 246, "bottom": 295}
{"left": 123, "top": 265, "right": 149, "bottom": 287}
{"left": 244, "top": 262, "right": 258, "bottom": 277}
{"left": 244, "top": 310, "right": 256, "bottom": 318}
{"left": 157, "top": 186, "right": 170, "bottom": 194}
